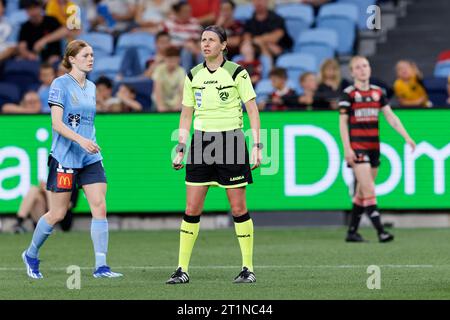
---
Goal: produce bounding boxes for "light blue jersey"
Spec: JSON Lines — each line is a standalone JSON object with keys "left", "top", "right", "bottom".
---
{"left": 48, "top": 73, "right": 102, "bottom": 168}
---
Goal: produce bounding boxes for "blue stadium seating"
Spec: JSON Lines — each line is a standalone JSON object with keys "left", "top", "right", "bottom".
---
{"left": 114, "top": 77, "right": 153, "bottom": 112}
{"left": 434, "top": 61, "right": 450, "bottom": 78}
{"left": 294, "top": 28, "right": 338, "bottom": 66}
{"left": 275, "top": 3, "right": 315, "bottom": 41}
{"left": 0, "top": 82, "right": 21, "bottom": 108}
{"left": 88, "top": 55, "right": 123, "bottom": 82}
{"left": 115, "top": 32, "right": 155, "bottom": 69}
{"left": 255, "top": 78, "right": 302, "bottom": 105}
{"left": 78, "top": 32, "right": 114, "bottom": 58}
{"left": 317, "top": 3, "right": 358, "bottom": 55}
{"left": 233, "top": 3, "right": 254, "bottom": 23}
{"left": 2, "top": 60, "right": 40, "bottom": 96}
{"left": 423, "top": 77, "right": 449, "bottom": 106}
{"left": 276, "top": 52, "right": 317, "bottom": 87}
{"left": 337, "top": 0, "right": 377, "bottom": 30}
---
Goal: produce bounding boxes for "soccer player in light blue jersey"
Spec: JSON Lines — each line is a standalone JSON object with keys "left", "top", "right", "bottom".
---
{"left": 22, "top": 40, "right": 123, "bottom": 279}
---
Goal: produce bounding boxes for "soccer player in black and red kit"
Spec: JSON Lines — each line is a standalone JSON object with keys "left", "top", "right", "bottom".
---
{"left": 339, "top": 56, "right": 416, "bottom": 243}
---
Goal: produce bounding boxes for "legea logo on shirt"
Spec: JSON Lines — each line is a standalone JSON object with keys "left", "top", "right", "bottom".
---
{"left": 68, "top": 114, "right": 81, "bottom": 128}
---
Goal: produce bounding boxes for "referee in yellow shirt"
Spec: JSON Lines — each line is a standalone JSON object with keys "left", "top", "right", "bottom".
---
{"left": 167, "top": 25, "right": 262, "bottom": 284}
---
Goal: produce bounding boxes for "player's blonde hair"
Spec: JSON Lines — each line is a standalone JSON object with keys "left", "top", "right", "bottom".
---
{"left": 62, "top": 40, "right": 90, "bottom": 70}
{"left": 349, "top": 55, "right": 370, "bottom": 72}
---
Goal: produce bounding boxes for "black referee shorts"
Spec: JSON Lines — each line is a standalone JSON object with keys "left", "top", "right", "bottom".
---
{"left": 185, "top": 129, "right": 253, "bottom": 188}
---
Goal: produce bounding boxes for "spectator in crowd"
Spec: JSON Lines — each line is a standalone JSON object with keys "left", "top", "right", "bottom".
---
{"left": 152, "top": 46, "right": 185, "bottom": 112}
{"left": 0, "top": 0, "right": 17, "bottom": 64}
{"left": 37, "top": 62, "right": 56, "bottom": 113}
{"left": 13, "top": 181, "right": 78, "bottom": 234}
{"left": 187, "top": 0, "right": 221, "bottom": 27}
{"left": 297, "top": 72, "right": 326, "bottom": 110}
{"left": 447, "top": 75, "right": 450, "bottom": 105}
{"left": 393, "top": 60, "right": 432, "bottom": 107}
{"left": 316, "top": 58, "right": 351, "bottom": 110}
{"left": 106, "top": 84, "right": 143, "bottom": 112}
{"left": 215, "top": 0, "right": 243, "bottom": 59}
{"left": 163, "top": 1, "right": 202, "bottom": 71}
{"left": 45, "top": 0, "right": 76, "bottom": 26}
{"left": 133, "top": 0, "right": 175, "bottom": 34}
{"left": 18, "top": 0, "right": 70, "bottom": 63}
{"left": 95, "top": 75, "right": 115, "bottom": 112}
{"left": 236, "top": 41, "right": 263, "bottom": 85}
{"left": 2, "top": 91, "right": 42, "bottom": 114}
{"left": 259, "top": 67, "right": 297, "bottom": 111}
{"left": 143, "top": 30, "right": 171, "bottom": 78}
{"left": 93, "top": 0, "right": 137, "bottom": 36}
{"left": 243, "top": 0, "right": 293, "bottom": 61}
{"left": 56, "top": 60, "right": 69, "bottom": 76}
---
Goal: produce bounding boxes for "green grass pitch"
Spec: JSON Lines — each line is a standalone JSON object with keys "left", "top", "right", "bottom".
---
{"left": 1, "top": 227, "right": 450, "bottom": 300}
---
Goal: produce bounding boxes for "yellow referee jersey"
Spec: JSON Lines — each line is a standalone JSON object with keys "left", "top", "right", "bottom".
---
{"left": 182, "top": 60, "right": 256, "bottom": 132}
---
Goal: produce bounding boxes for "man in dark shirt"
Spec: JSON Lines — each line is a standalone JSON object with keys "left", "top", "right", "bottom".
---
{"left": 243, "top": 0, "right": 293, "bottom": 60}
{"left": 18, "top": 0, "right": 69, "bottom": 63}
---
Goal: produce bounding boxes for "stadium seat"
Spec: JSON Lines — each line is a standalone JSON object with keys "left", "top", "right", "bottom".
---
{"left": 434, "top": 61, "right": 450, "bottom": 77}
{"left": 2, "top": 60, "right": 40, "bottom": 96}
{"left": 78, "top": 32, "right": 113, "bottom": 58}
{"left": 276, "top": 52, "right": 317, "bottom": 86}
{"left": 423, "top": 77, "right": 448, "bottom": 106}
{"left": 115, "top": 32, "right": 156, "bottom": 69}
{"left": 293, "top": 28, "right": 338, "bottom": 66}
{"left": 88, "top": 55, "right": 122, "bottom": 82}
{"left": 114, "top": 77, "right": 153, "bottom": 112}
{"left": 5, "top": 0, "right": 20, "bottom": 16}
{"left": 0, "top": 82, "right": 21, "bottom": 108}
{"left": 275, "top": 3, "right": 314, "bottom": 41}
{"left": 317, "top": 3, "right": 358, "bottom": 55}
{"left": 233, "top": 3, "right": 254, "bottom": 23}
{"left": 337, "top": 0, "right": 377, "bottom": 30}
{"left": 255, "top": 78, "right": 302, "bottom": 104}
{"left": 6, "top": 9, "right": 28, "bottom": 25}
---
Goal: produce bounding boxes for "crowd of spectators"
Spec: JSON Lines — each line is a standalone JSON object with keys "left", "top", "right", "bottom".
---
{"left": 0, "top": 0, "right": 449, "bottom": 114}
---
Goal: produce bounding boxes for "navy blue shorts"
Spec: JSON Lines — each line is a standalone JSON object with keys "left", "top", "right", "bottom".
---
{"left": 47, "top": 156, "right": 107, "bottom": 192}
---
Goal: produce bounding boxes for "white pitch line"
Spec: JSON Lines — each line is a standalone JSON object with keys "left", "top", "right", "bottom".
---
{"left": 0, "top": 264, "right": 434, "bottom": 272}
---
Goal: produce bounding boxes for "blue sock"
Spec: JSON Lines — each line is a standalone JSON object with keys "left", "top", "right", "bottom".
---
{"left": 91, "top": 218, "right": 109, "bottom": 269}
{"left": 26, "top": 216, "right": 54, "bottom": 259}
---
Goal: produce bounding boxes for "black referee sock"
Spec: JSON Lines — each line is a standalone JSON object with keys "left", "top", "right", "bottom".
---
{"left": 366, "top": 205, "right": 385, "bottom": 234}
{"left": 348, "top": 203, "right": 364, "bottom": 234}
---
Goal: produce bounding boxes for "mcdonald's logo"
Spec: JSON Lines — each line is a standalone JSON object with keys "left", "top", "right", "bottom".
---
{"left": 57, "top": 173, "right": 73, "bottom": 189}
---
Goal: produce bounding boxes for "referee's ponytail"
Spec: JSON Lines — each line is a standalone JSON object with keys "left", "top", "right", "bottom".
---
{"left": 202, "top": 25, "right": 228, "bottom": 59}
{"left": 62, "top": 40, "right": 90, "bottom": 70}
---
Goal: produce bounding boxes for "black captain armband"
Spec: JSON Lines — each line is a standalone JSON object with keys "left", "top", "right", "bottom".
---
{"left": 176, "top": 143, "right": 186, "bottom": 153}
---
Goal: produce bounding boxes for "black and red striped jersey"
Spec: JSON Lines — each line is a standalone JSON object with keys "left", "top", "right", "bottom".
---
{"left": 338, "top": 84, "right": 388, "bottom": 151}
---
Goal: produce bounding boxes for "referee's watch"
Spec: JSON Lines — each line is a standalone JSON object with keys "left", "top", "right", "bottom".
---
{"left": 176, "top": 143, "right": 186, "bottom": 153}
{"left": 253, "top": 143, "right": 264, "bottom": 150}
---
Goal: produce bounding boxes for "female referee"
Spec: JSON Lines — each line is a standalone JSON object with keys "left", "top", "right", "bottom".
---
{"left": 167, "top": 25, "right": 262, "bottom": 284}
{"left": 22, "top": 40, "right": 122, "bottom": 279}
{"left": 339, "top": 56, "right": 416, "bottom": 243}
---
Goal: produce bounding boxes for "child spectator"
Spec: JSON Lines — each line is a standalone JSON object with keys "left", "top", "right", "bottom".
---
{"left": 2, "top": 91, "right": 42, "bottom": 114}
{"left": 393, "top": 60, "right": 432, "bottom": 107}
{"left": 297, "top": 72, "right": 325, "bottom": 110}
{"left": 152, "top": 46, "right": 185, "bottom": 112}
{"left": 38, "top": 63, "right": 56, "bottom": 113}
{"left": 260, "top": 67, "right": 297, "bottom": 111}
{"left": 236, "top": 41, "right": 263, "bottom": 85}
{"left": 107, "top": 84, "right": 143, "bottom": 112}
{"left": 143, "top": 31, "right": 171, "bottom": 79}
{"left": 95, "top": 75, "right": 115, "bottom": 112}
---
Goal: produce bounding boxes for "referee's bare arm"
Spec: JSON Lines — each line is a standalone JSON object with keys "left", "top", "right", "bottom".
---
{"left": 245, "top": 98, "right": 262, "bottom": 170}
{"left": 178, "top": 105, "right": 194, "bottom": 145}
{"left": 51, "top": 106, "right": 100, "bottom": 154}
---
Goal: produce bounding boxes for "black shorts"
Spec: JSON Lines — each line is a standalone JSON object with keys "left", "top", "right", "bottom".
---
{"left": 185, "top": 129, "right": 253, "bottom": 188}
{"left": 351, "top": 150, "right": 380, "bottom": 168}
{"left": 47, "top": 156, "right": 107, "bottom": 192}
